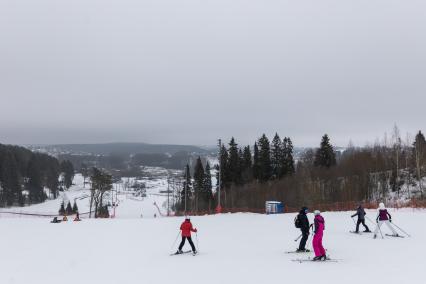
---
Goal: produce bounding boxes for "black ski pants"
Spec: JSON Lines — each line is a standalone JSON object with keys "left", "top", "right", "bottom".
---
{"left": 178, "top": 236, "right": 196, "bottom": 252}
{"left": 299, "top": 229, "right": 310, "bottom": 250}
{"left": 356, "top": 219, "right": 369, "bottom": 232}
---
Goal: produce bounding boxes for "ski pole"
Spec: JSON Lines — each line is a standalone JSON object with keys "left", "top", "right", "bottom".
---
{"left": 376, "top": 221, "right": 384, "bottom": 239}
{"left": 390, "top": 222, "right": 411, "bottom": 237}
{"left": 294, "top": 234, "right": 303, "bottom": 242}
{"left": 170, "top": 230, "right": 181, "bottom": 251}
{"left": 351, "top": 216, "right": 356, "bottom": 226}
{"left": 195, "top": 232, "right": 200, "bottom": 252}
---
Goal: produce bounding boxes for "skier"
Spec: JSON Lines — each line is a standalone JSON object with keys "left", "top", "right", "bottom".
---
{"left": 176, "top": 217, "right": 198, "bottom": 255}
{"left": 351, "top": 204, "right": 370, "bottom": 233}
{"left": 312, "top": 210, "right": 326, "bottom": 261}
{"left": 373, "top": 202, "right": 398, "bottom": 238}
{"left": 295, "top": 207, "right": 310, "bottom": 252}
{"left": 73, "top": 212, "right": 81, "bottom": 222}
{"left": 50, "top": 217, "right": 61, "bottom": 223}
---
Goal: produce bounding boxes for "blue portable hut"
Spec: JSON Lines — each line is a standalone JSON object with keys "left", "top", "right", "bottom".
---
{"left": 265, "top": 201, "right": 284, "bottom": 214}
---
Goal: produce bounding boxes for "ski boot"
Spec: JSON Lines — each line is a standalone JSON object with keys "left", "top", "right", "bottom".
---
{"left": 175, "top": 250, "right": 183, "bottom": 255}
{"left": 192, "top": 250, "right": 198, "bottom": 256}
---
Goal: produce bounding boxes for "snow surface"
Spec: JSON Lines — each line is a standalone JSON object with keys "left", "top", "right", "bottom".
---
{"left": 0, "top": 173, "right": 424, "bottom": 284}
{"left": 0, "top": 210, "right": 424, "bottom": 284}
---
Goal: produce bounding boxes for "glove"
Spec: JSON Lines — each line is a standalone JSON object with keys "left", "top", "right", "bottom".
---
{"left": 389, "top": 219, "right": 392, "bottom": 223}
{"left": 376, "top": 220, "right": 379, "bottom": 223}
{"left": 194, "top": 228, "right": 198, "bottom": 233}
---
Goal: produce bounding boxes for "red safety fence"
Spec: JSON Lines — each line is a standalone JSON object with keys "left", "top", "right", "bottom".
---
{"left": 175, "top": 199, "right": 426, "bottom": 216}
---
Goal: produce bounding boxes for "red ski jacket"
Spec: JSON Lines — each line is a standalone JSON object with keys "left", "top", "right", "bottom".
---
{"left": 180, "top": 220, "right": 197, "bottom": 237}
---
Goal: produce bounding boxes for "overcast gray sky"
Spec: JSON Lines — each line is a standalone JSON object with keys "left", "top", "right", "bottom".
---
{"left": 1, "top": 0, "right": 425, "bottom": 147}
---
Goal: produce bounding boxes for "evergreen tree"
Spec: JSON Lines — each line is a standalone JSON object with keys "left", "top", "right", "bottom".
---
{"left": 413, "top": 131, "right": 426, "bottom": 195}
{"left": 0, "top": 151, "right": 21, "bottom": 206}
{"left": 218, "top": 145, "right": 230, "bottom": 188}
{"left": 314, "top": 134, "right": 337, "bottom": 168}
{"left": 228, "top": 138, "right": 241, "bottom": 185}
{"left": 59, "top": 201, "right": 66, "bottom": 215}
{"left": 180, "top": 164, "right": 192, "bottom": 212}
{"left": 72, "top": 200, "right": 79, "bottom": 213}
{"left": 282, "top": 137, "right": 296, "bottom": 176}
{"left": 66, "top": 201, "right": 73, "bottom": 215}
{"left": 193, "top": 157, "right": 205, "bottom": 211}
{"left": 203, "top": 162, "right": 214, "bottom": 210}
{"left": 253, "top": 142, "right": 260, "bottom": 180}
{"left": 271, "top": 133, "right": 283, "bottom": 179}
{"left": 241, "top": 145, "right": 253, "bottom": 183}
{"left": 27, "top": 156, "right": 46, "bottom": 204}
{"left": 258, "top": 134, "right": 272, "bottom": 182}
{"left": 60, "top": 160, "right": 75, "bottom": 189}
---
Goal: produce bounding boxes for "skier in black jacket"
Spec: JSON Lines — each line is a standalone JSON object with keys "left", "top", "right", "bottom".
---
{"left": 351, "top": 204, "right": 370, "bottom": 233}
{"left": 297, "top": 207, "right": 311, "bottom": 252}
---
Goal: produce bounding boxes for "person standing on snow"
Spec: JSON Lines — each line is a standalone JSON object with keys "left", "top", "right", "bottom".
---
{"left": 176, "top": 217, "right": 198, "bottom": 254}
{"left": 373, "top": 202, "right": 398, "bottom": 238}
{"left": 351, "top": 204, "right": 370, "bottom": 233}
{"left": 312, "top": 210, "right": 326, "bottom": 261}
{"left": 296, "top": 207, "right": 310, "bottom": 252}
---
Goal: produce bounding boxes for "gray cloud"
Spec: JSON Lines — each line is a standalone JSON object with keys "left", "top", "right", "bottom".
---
{"left": 1, "top": 0, "right": 425, "bottom": 147}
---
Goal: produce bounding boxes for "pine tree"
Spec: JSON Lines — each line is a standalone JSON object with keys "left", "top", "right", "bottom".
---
{"left": 27, "top": 155, "right": 46, "bottom": 204}
{"left": 258, "top": 134, "right": 272, "bottom": 182}
{"left": 59, "top": 201, "right": 66, "bottom": 216}
{"left": 180, "top": 164, "right": 192, "bottom": 212}
{"left": 219, "top": 145, "right": 229, "bottom": 188}
{"left": 228, "top": 138, "right": 241, "bottom": 185}
{"left": 60, "top": 160, "right": 75, "bottom": 189}
{"left": 193, "top": 157, "right": 205, "bottom": 212}
{"left": 413, "top": 131, "right": 426, "bottom": 196}
{"left": 66, "top": 201, "right": 73, "bottom": 215}
{"left": 271, "top": 133, "right": 283, "bottom": 179}
{"left": 253, "top": 142, "right": 260, "bottom": 180}
{"left": 241, "top": 145, "right": 253, "bottom": 183}
{"left": 72, "top": 200, "right": 79, "bottom": 213}
{"left": 203, "top": 162, "right": 214, "bottom": 211}
{"left": 314, "top": 134, "right": 337, "bottom": 168}
{"left": 282, "top": 137, "right": 295, "bottom": 176}
{"left": 1, "top": 151, "right": 21, "bottom": 206}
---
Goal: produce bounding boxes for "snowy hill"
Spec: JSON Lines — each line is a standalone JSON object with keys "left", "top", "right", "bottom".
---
{"left": 0, "top": 171, "right": 175, "bottom": 219}
{"left": 0, "top": 210, "right": 424, "bottom": 284}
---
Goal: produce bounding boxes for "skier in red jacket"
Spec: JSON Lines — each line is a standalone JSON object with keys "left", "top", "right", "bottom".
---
{"left": 176, "top": 217, "right": 198, "bottom": 254}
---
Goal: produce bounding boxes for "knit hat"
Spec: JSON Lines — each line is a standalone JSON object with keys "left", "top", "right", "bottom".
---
{"left": 314, "top": 210, "right": 321, "bottom": 216}
{"left": 379, "top": 203, "right": 385, "bottom": 209}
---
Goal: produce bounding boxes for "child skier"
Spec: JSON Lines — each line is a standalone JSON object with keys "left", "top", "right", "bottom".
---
{"left": 351, "top": 204, "right": 370, "bottom": 233}
{"left": 176, "top": 217, "right": 198, "bottom": 255}
{"left": 312, "top": 210, "right": 326, "bottom": 261}
{"left": 295, "top": 207, "right": 310, "bottom": 252}
{"left": 373, "top": 202, "right": 398, "bottom": 238}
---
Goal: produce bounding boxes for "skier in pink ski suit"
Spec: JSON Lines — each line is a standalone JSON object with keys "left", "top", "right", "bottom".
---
{"left": 312, "top": 210, "right": 326, "bottom": 261}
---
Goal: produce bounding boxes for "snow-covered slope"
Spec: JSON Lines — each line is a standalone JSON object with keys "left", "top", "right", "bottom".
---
{"left": 0, "top": 210, "right": 423, "bottom": 284}
{"left": 0, "top": 171, "right": 173, "bottom": 218}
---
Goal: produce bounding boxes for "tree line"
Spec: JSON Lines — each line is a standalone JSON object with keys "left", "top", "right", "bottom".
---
{"left": 0, "top": 144, "right": 75, "bottom": 207}
{"left": 177, "top": 128, "right": 426, "bottom": 214}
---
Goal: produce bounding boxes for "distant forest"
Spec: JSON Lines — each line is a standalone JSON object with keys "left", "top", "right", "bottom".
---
{"left": 176, "top": 126, "right": 426, "bottom": 214}
{"left": 0, "top": 144, "right": 74, "bottom": 207}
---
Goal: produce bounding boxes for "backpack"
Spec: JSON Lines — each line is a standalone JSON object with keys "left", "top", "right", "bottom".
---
{"left": 294, "top": 214, "right": 301, "bottom": 228}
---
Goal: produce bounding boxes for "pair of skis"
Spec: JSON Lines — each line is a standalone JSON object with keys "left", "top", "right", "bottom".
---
{"left": 170, "top": 250, "right": 198, "bottom": 256}
{"left": 285, "top": 250, "right": 339, "bottom": 262}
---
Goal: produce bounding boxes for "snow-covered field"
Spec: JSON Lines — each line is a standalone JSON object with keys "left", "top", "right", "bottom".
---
{"left": 0, "top": 210, "right": 424, "bottom": 284}
{"left": 0, "top": 173, "right": 424, "bottom": 284}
